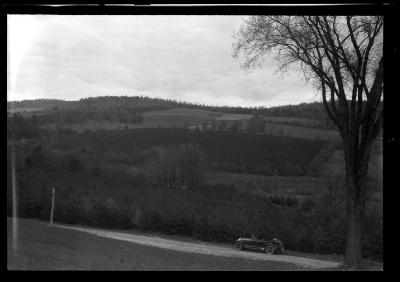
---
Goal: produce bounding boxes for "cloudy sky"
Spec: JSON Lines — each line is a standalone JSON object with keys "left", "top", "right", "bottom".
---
{"left": 7, "top": 15, "right": 317, "bottom": 107}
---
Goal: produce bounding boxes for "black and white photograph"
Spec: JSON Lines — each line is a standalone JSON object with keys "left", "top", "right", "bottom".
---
{"left": 6, "top": 3, "right": 389, "bottom": 271}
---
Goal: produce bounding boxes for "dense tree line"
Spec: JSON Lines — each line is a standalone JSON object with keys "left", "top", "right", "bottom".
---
{"left": 57, "top": 128, "right": 324, "bottom": 177}
{"left": 246, "top": 116, "right": 267, "bottom": 134}
{"left": 7, "top": 113, "right": 47, "bottom": 140}
{"left": 142, "top": 143, "right": 207, "bottom": 189}
{"left": 6, "top": 143, "right": 382, "bottom": 260}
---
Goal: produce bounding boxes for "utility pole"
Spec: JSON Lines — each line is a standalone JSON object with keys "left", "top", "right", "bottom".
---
{"left": 50, "top": 188, "right": 55, "bottom": 225}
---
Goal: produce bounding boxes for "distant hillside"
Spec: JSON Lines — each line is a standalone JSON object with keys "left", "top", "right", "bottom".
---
{"left": 8, "top": 96, "right": 335, "bottom": 124}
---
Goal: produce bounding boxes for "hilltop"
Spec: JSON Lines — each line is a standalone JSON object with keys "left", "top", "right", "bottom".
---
{"left": 8, "top": 95, "right": 334, "bottom": 121}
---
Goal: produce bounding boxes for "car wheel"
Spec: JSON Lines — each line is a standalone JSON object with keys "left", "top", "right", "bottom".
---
{"left": 234, "top": 241, "right": 243, "bottom": 251}
{"left": 265, "top": 243, "right": 275, "bottom": 254}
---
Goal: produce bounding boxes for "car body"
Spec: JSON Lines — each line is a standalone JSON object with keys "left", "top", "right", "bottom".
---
{"left": 234, "top": 237, "right": 284, "bottom": 255}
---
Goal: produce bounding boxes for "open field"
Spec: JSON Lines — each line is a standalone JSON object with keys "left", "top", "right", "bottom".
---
{"left": 7, "top": 218, "right": 309, "bottom": 270}
{"left": 7, "top": 107, "right": 45, "bottom": 113}
{"left": 143, "top": 107, "right": 223, "bottom": 117}
{"left": 14, "top": 104, "right": 340, "bottom": 143}
{"left": 40, "top": 108, "right": 252, "bottom": 132}
{"left": 41, "top": 120, "right": 149, "bottom": 133}
{"left": 209, "top": 171, "right": 326, "bottom": 200}
{"left": 209, "top": 169, "right": 382, "bottom": 204}
{"left": 8, "top": 218, "right": 383, "bottom": 270}
{"left": 321, "top": 144, "right": 382, "bottom": 183}
{"left": 7, "top": 107, "right": 49, "bottom": 117}
{"left": 7, "top": 100, "right": 77, "bottom": 116}
{"left": 142, "top": 108, "right": 253, "bottom": 127}
{"left": 215, "top": 113, "right": 254, "bottom": 120}
{"left": 263, "top": 116, "right": 324, "bottom": 127}
{"left": 263, "top": 123, "right": 339, "bottom": 141}
{"left": 142, "top": 108, "right": 221, "bottom": 126}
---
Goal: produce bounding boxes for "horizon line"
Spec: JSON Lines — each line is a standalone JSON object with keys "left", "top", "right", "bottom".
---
{"left": 7, "top": 95, "right": 323, "bottom": 109}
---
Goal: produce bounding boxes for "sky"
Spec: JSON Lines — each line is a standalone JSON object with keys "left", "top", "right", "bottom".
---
{"left": 7, "top": 15, "right": 317, "bottom": 107}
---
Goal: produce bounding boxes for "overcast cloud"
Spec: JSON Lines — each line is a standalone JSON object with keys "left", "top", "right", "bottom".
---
{"left": 8, "top": 15, "right": 317, "bottom": 107}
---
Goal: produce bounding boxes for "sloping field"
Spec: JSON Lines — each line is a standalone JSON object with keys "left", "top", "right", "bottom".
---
{"left": 142, "top": 108, "right": 222, "bottom": 126}
{"left": 209, "top": 171, "right": 327, "bottom": 200}
{"left": 143, "top": 108, "right": 223, "bottom": 116}
{"left": 321, "top": 139, "right": 382, "bottom": 180}
{"left": 321, "top": 146, "right": 383, "bottom": 202}
{"left": 7, "top": 100, "right": 76, "bottom": 116}
{"left": 263, "top": 116, "right": 323, "bottom": 127}
{"left": 215, "top": 113, "right": 254, "bottom": 120}
{"left": 7, "top": 107, "right": 49, "bottom": 117}
{"left": 7, "top": 218, "right": 343, "bottom": 270}
{"left": 51, "top": 223, "right": 341, "bottom": 269}
{"left": 264, "top": 123, "right": 339, "bottom": 141}
{"left": 43, "top": 120, "right": 150, "bottom": 133}
{"left": 7, "top": 218, "right": 325, "bottom": 270}
{"left": 142, "top": 108, "right": 254, "bottom": 127}
{"left": 7, "top": 107, "right": 45, "bottom": 113}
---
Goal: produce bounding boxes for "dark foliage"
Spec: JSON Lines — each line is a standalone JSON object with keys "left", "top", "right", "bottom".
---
{"left": 246, "top": 116, "right": 266, "bottom": 134}
{"left": 6, "top": 144, "right": 382, "bottom": 260}
{"left": 7, "top": 113, "right": 47, "bottom": 140}
{"left": 57, "top": 128, "right": 324, "bottom": 176}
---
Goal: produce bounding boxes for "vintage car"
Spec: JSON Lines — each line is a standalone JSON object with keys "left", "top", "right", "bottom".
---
{"left": 234, "top": 236, "right": 284, "bottom": 255}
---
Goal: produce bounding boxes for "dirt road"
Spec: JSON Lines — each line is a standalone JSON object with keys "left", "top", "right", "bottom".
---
{"left": 50, "top": 223, "right": 341, "bottom": 269}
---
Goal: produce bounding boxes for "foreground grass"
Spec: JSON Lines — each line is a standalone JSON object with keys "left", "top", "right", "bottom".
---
{"left": 7, "top": 218, "right": 306, "bottom": 271}
{"left": 7, "top": 218, "right": 382, "bottom": 271}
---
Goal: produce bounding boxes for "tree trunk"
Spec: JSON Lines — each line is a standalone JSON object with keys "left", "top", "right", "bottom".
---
{"left": 343, "top": 138, "right": 372, "bottom": 269}
{"left": 344, "top": 183, "right": 363, "bottom": 269}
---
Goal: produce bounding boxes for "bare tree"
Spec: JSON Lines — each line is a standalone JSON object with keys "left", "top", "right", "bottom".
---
{"left": 326, "top": 177, "right": 345, "bottom": 217}
{"left": 233, "top": 16, "right": 383, "bottom": 268}
{"left": 144, "top": 144, "right": 206, "bottom": 189}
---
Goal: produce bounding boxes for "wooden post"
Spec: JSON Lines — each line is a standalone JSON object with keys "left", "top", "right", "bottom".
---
{"left": 50, "top": 188, "right": 55, "bottom": 225}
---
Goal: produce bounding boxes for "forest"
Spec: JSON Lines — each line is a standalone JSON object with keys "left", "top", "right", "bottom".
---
{"left": 6, "top": 138, "right": 382, "bottom": 260}
{"left": 6, "top": 107, "right": 382, "bottom": 260}
{"left": 56, "top": 128, "right": 324, "bottom": 176}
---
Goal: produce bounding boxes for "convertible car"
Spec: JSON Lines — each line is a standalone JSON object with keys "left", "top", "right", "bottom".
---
{"left": 234, "top": 236, "right": 284, "bottom": 255}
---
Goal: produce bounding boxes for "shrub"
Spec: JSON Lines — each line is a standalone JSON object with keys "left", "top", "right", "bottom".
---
{"left": 301, "top": 198, "right": 316, "bottom": 212}
{"left": 65, "top": 155, "right": 83, "bottom": 173}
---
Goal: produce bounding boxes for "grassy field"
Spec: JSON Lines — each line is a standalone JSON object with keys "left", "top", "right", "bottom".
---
{"left": 321, "top": 141, "right": 383, "bottom": 183}
{"left": 320, "top": 147, "right": 383, "bottom": 203}
{"left": 262, "top": 116, "right": 324, "bottom": 127}
{"left": 263, "top": 123, "right": 339, "bottom": 141}
{"left": 216, "top": 113, "right": 254, "bottom": 121}
{"left": 42, "top": 120, "right": 150, "bottom": 133}
{"left": 7, "top": 107, "right": 49, "bottom": 117}
{"left": 7, "top": 107, "right": 45, "bottom": 113}
{"left": 142, "top": 108, "right": 221, "bottom": 127}
{"left": 7, "top": 218, "right": 382, "bottom": 270}
{"left": 28, "top": 106, "right": 339, "bottom": 143}
{"left": 7, "top": 218, "right": 307, "bottom": 271}
{"left": 209, "top": 168, "right": 382, "bottom": 204}
{"left": 208, "top": 171, "right": 327, "bottom": 201}
{"left": 44, "top": 108, "right": 236, "bottom": 132}
{"left": 142, "top": 108, "right": 253, "bottom": 127}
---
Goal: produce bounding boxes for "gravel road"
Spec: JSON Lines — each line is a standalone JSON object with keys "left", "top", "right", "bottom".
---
{"left": 50, "top": 223, "right": 341, "bottom": 269}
